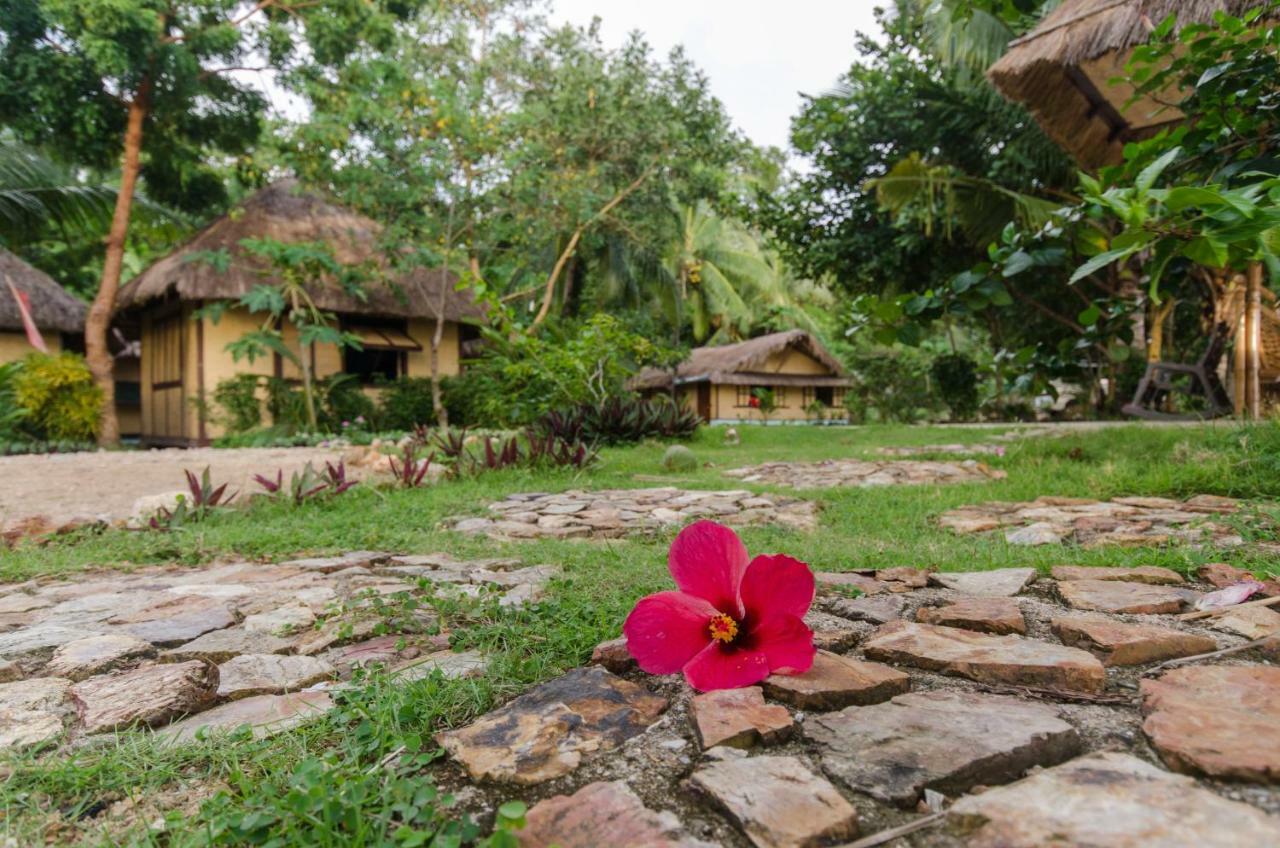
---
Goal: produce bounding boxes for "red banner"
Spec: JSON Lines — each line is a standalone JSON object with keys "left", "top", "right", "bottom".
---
{"left": 5, "top": 274, "right": 49, "bottom": 353}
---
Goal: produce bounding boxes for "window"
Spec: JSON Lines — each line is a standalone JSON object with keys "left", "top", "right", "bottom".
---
{"left": 340, "top": 317, "right": 416, "bottom": 384}
{"left": 344, "top": 348, "right": 405, "bottom": 384}
{"left": 816, "top": 386, "right": 835, "bottom": 406}
{"left": 774, "top": 386, "right": 787, "bottom": 407}
{"left": 735, "top": 386, "right": 754, "bottom": 407}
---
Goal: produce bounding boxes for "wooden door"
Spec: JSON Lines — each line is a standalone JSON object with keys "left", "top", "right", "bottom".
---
{"left": 696, "top": 382, "right": 712, "bottom": 422}
{"left": 145, "top": 310, "right": 186, "bottom": 442}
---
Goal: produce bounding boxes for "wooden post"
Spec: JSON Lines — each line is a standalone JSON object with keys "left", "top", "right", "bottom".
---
{"left": 1246, "top": 262, "right": 1264, "bottom": 418}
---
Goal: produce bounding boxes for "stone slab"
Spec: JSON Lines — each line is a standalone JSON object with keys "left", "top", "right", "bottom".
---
{"left": 1140, "top": 665, "right": 1280, "bottom": 782}
{"left": 1211, "top": 604, "right": 1280, "bottom": 639}
{"left": 947, "top": 751, "right": 1280, "bottom": 847}
{"left": 435, "top": 667, "right": 666, "bottom": 784}
{"left": 216, "top": 654, "right": 334, "bottom": 699}
{"left": 1051, "top": 615, "right": 1215, "bottom": 666}
{"left": 927, "top": 568, "right": 1036, "bottom": 597}
{"left": 690, "top": 686, "right": 793, "bottom": 749}
{"left": 108, "top": 596, "right": 236, "bottom": 646}
{"left": 805, "top": 691, "right": 1079, "bottom": 807}
{"left": 519, "top": 781, "right": 715, "bottom": 848}
{"left": 159, "top": 691, "right": 335, "bottom": 744}
{"left": 863, "top": 621, "right": 1106, "bottom": 693}
{"left": 825, "top": 594, "right": 904, "bottom": 625}
{"left": 917, "top": 597, "right": 1025, "bottom": 635}
{"left": 162, "top": 628, "right": 295, "bottom": 664}
{"left": 70, "top": 661, "right": 218, "bottom": 733}
{"left": 1056, "top": 579, "right": 1192, "bottom": 615}
{"left": 689, "top": 755, "right": 858, "bottom": 848}
{"left": 763, "top": 650, "right": 909, "bottom": 710}
{"left": 1050, "top": 565, "right": 1184, "bottom": 585}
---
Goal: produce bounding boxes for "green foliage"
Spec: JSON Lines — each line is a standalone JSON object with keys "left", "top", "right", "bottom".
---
{"left": 535, "top": 395, "right": 701, "bottom": 446}
{"left": 844, "top": 344, "right": 938, "bottom": 423}
{"left": 10, "top": 352, "right": 102, "bottom": 441}
{"left": 461, "top": 315, "right": 676, "bottom": 426}
{"left": 377, "top": 377, "right": 436, "bottom": 431}
{"left": 661, "top": 443, "right": 698, "bottom": 472}
{"left": 149, "top": 467, "right": 238, "bottom": 530}
{"left": 213, "top": 374, "right": 264, "bottom": 434}
{"left": 0, "top": 359, "right": 28, "bottom": 440}
{"left": 751, "top": 387, "right": 777, "bottom": 422}
{"left": 931, "top": 352, "right": 981, "bottom": 421}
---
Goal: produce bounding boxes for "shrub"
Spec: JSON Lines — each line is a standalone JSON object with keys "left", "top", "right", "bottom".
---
{"left": 263, "top": 374, "right": 376, "bottom": 434}
{"left": 536, "top": 395, "right": 700, "bottom": 445}
{"left": 11, "top": 352, "right": 102, "bottom": 441}
{"left": 0, "top": 361, "right": 29, "bottom": 440}
{"left": 844, "top": 345, "right": 937, "bottom": 423}
{"left": 376, "top": 376, "right": 436, "bottom": 430}
{"left": 213, "top": 374, "right": 263, "bottom": 433}
{"left": 662, "top": 444, "right": 698, "bottom": 472}
{"left": 931, "top": 353, "right": 980, "bottom": 421}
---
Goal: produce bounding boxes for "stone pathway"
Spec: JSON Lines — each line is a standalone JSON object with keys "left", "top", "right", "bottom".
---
{"left": 448, "top": 488, "right": 818, "bottom": 540}
{"left": 724, "top": 459, "right": 1006, "bottom": 490}
{"left": 875, "top": 443, "right": 1007, "bottom": 457}
{"left": 939, "top": 494, "right": 1280, "bottom": 550}
{"left": 0, "top": 552, "right": 560, "bottom": 749}
{"left": 431, "top": 561, "right": 1280, "bottom": 847}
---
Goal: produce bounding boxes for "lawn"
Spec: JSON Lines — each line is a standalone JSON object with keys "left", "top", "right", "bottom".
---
{"left": 3, "top": 421, "right": 1279, "bottom": 845}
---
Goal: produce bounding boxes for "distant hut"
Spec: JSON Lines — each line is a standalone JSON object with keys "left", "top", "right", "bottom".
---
{"left": 632, "top": 330, "right": 850, "bottom": 423}
{"left": 0, "top": 248, "right": 87, "bottom": 364}
{"left": 116, "top": 181, "right": 485, "bottom": 445}
{"left": 987, "top": 0, "right": 1254, "bottom": 170}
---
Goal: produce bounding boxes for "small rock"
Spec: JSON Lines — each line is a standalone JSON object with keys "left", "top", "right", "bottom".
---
{"left": 128, "top": 491, "right": 187, "bottom": 528}
{"left": 826, "top": 593, "right": 904, "bottom": 625}
{"left": 1005, "top": 523, "right": 1064, "bottom": 546}
{"left": 1050, "top": 565, "right": 1184, "bottom": 585}
{"left": 689, "top": 755, "right": 858, "bottom": 848}
{"left": 519, "top": 781, "right": 715, "bottom": 848}
{"left": 662, "top": 445, "right": 698, "bottom": 472}
{"left": 690, "top": 686, "right": 793, "bottom": 749}
{"left": 435, "top": 667, "right": 666, "bottom": 784}
{"left": 927, "top": 568, "right": 1037, "bottom": 597}
{"left": 590, "top": 637, "right": 636, "bottom": 674}
{"left": 46, "top": 634, "right": 154, "bottom": 681}
{"left": 946, "top": 751, "right": 1280, "bottom": 847}
{"left": 762, "top": 650, "right": 909, "bottom": 710}
{"left": 863, "top": 621, "right": 1105, "bottom": 693}
{"left": 1051, "top": 615, "right": 1216, "bottom": 666}
{"left": 805, "top": 691, "right": 1079, "bottom": 807}
{"left": 162, "top": 628, "right": 295, "bottom": 663}
{"left": 1141, "top": 665, "right": 1280, "bottom": 782}
{"left": 803, "top": 611, "right": 862, "bottom": 652}
{"left": 70, "top": 661, "right": 218, "bottom": 733}
{"left": 1200, "top": 562, "right": 1280, "bottom": 596}
{"left": 159, "top": 691, "right": 334, "bottom": 744}
{"left": 917, "top": 597, "right": 1025, "bottom": 635}
{"left": 1056, "top": 579, "right": 1193, "bottom": 615}
{"left": 216, "top": 655, "right": 334, "bottom": 699}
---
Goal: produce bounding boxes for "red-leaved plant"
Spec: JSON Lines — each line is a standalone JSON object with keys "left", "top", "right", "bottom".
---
{"left": 623, "top": 520, "right": 816, "bottom": 691}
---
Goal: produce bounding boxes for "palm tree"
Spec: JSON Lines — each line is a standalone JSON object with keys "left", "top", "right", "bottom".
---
{"left": 0, "top": 139, "right": 119, "bottom": 243}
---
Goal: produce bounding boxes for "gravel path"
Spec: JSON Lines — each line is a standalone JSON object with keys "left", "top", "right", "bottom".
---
{"left": 0, "top": 447, "right": 351, "bottom": 528}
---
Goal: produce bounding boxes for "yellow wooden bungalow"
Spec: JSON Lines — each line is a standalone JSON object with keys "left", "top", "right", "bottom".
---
{"left": 0, "top": 247, "right": 86, "bottom": 364}
{"left": 632, "top": 330, "right": 850, "bottom": 423}
{"left": 115, "top": 181, "right": 485, "bottom": 445}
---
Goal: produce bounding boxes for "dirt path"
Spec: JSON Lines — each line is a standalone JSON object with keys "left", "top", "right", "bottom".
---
{"left": 0, "top": 446, "right": 353, "bottom": 529}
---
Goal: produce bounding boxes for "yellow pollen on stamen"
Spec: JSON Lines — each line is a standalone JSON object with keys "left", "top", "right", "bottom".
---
{"left": 708, "top": 614, "right": 739, "bottom": 643}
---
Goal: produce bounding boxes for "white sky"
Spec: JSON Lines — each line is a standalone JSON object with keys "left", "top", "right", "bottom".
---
{"left": 549, "top": 1, "right": 884, "bottom": 151}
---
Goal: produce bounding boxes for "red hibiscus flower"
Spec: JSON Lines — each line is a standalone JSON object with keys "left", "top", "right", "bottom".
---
{"left": 622, "top": 520, "right": 816, "bottom": 691}
{"left": 748, "top": 395, "right": 761, "bottom": 408}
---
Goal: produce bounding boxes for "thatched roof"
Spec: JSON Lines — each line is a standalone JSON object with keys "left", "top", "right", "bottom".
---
{"left": 117, "top": 180, "right": 485, "bottom": 322}
{"left": 0, "top": 248, "right": 87, "bottom": 334}
{"left": 987, "top": 0, "right": 1255, "bottom": 170}
{"left": 632, "top": 330, "right": 849, "bottom": 389}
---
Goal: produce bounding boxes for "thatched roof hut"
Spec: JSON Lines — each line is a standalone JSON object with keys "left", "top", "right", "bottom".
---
{"left": 987, "top": 0, "right": 1254, "bottom": 170}
{"left": 0, "top": 247, "right": 87, "bottom": 335}
{"left": 117, "top": 180, "right": 485, "bottom": 322}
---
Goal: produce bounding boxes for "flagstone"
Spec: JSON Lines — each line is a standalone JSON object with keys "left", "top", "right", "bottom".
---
{"left": 815, "top": 572, "right": 885, "bottom": 595}
{"left": 927, "top": 568, "right": 1036, "bottom": 597}
{"left": 519, "top": 781, "right": 715, "bottom": 848}
{"left": 45, "top": 634, "right": 154, "bottom": 681}
{"left": 159, "top": 691, "right": 335, "bottom": 744}
{"left": 1199, "top": 562, "right": 1280, "bottom": 596}
{"left": 947, "top": 751, "right": 1280, "bottom": 847}
{"left": 762, "top": 650, "right": 909, "bottom": 710}
{"left": 1140, "top": 665, "right": 1280, "bottom": 782}
{"left": 435, "top": 666, "right": 666, "bottom": 784}
{"left": 70, "top": 661, "right": 219, "bottom": 733}
{"left": 805, "top": 691, "right": 1079, "bottom": 807}
{"left": 825, "top": 594, "right": 904, "bottom": 625}
{"left": 917, "top": 597, "right": 1025, "bottom": 635}
{"left": 690, "top": 686, "right": 793, "bottom": 749}
{"left": 242, "top": 602, "right": 316, "bottom": 636}
{"left": 0, "top": 625, "right": 102, "bottom": 660}
{"left": 389, "top": 649, "right": 487, "bottom": 682}
{"left": 1211, "top": 604, "right": 1280, "bottom": 639}
{"left": 279, "top": 551, "right": 391, "bottom": 573}
{"left": 1051, "top": 615, "right": 1215, "bottom": 666}
{"left": 1056, "top": 579, "right": 1193, "bottom": 615}
{"left": 689, "top": 755, "right": 858, "bottom": 848}
{"left": 0, "top": 707, "right": 63, "bottom": 749}
{"left": 108, "top": 596, "right": 236, "bottom": 646}
{"left": 724, "top": 459, "right": 1004, "bottom": 490}
{"left": 163, "top": 627, "right": 295, "bottom": 663}
{"left": 0, "top": 660, "right": 19, "bottom": 682}
{"left": 1050, "top": 565, "right": 1184, "bottom": 584}
{"left": 0, "top": 676, "right": 71, "bottom": 712}
{"left": 216, "top": 654, "right": 333, "bottom": 699}
{"left": 590, "top": 637, "right": 636, "bottom": 674}
{"left": 863, "top": 621, "right": 1106, "bottom": 693}
{"left": 803, "top": 611, "right": 862, "bottom": 652}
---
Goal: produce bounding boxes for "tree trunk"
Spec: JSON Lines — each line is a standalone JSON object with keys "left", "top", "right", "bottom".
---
{"left": 1246, "top": 261, "right": 1264, "bottom": 419}
{"left": 87, "top": 83, "right": 150, "bottom": 446}
{"left": 431, "top": 310, "right": 448, "bottom": 430}
{"left": 299, "top": 339, "right": 317, "bottom": 431}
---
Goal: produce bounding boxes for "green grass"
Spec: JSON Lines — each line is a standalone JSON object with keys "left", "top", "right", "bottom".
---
{"left": 3, "top": 421, "right": 1279, "bottom": 845}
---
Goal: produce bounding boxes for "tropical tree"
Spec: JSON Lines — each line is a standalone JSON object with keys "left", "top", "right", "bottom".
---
{"left": 0, "top": 0, "right": 419, "bottom": 444}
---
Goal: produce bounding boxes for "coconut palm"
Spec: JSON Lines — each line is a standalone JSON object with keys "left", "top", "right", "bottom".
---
{"left": 0, "top": 139, "right": 119, "bottom": 242}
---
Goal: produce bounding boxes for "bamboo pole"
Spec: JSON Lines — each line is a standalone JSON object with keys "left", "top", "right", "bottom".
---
{"left": 1246, "top": 262, "right": 1264, "bottom": 418}
{"left": 1235, "top": 308, "right": 1248, "bottom": 416}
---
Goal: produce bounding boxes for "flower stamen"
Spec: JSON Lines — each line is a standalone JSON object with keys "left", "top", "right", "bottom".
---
{"left": 708, "top": 613, "right": 739, "bottom": 643}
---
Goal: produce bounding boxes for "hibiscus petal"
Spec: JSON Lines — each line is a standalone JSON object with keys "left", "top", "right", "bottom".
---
{"left": 682, "top": 642, "right": 770, "bottom": 691}
{"left": 623, "top": 591, "right": 718, "bottom": 675}
{"left": 750, "top": 612, "right": 816, "bottom": 675}
{"left": 668, "top": 520, "right": 750, "bottom": 615}
{"left": 740, "top": 554, "right": 815, "bottom": 621}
